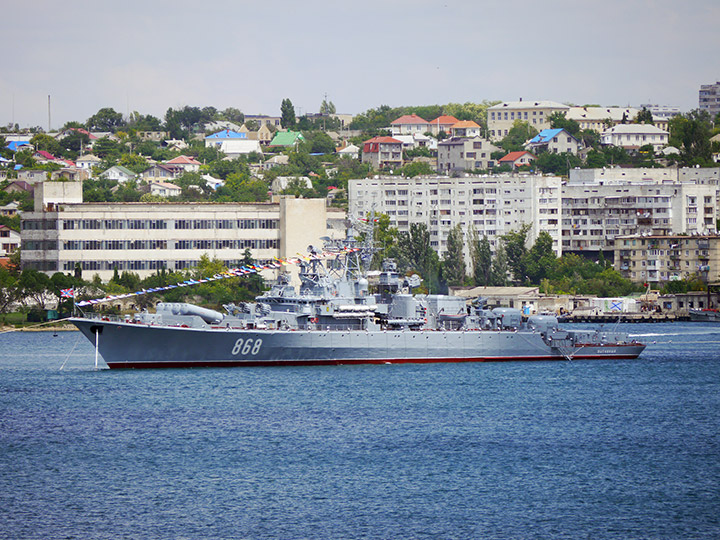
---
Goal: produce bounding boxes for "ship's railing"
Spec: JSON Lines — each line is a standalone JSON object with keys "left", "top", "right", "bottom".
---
{"left": 78, "top": 313, "right": 125, "bottom": 323}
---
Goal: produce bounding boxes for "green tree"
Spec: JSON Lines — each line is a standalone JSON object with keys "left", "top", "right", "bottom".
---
{"left": 396, "top": 161, "right": 435, "bottom": 177}
{"left": 499, "top": 121, "right": 538, "bottom": 152}
{"left": 490, "top": 244, "right": 509, "bottom": 286}
{"left": 93, "top": 137, "right": 122, "bottom": 159}
{"left": 59, "top": 130, "right": 90, "bottom": 157}
{"left": 635, "top": 107, "right": 654, "bottom": 125}
{"left": 86, "top": 107, "right": 125, "bottom": 132}
{"left": 668, "top": 109, "right": 714, "bottom": 166}
{"left": 524, "top": 231, "right": 556, "bottom": 284}
{"left": 126, "top": 112, "right": 163, "bottom": 132}
{"left": 221, "top": 107, "right": 244, "bottom": 124}
{"left": 548, "top": 111, "right": 581, "bottom": 136}
{"left": 363, "top": 213, "right": 398, "bottom": 269}
{"left": 469, "top": 228, "right": 493, "bottom": 286}
{"left": 218, "top": 173, "right": 269, "bottom": 202}
{"left": 319, "top": 99, "right": 336, "bottom": 115}
{"left": 396, "top": 223, "right": 442, "bottom": 293}
{"left": 18, "top": 269, "right": 52, "bottom": 309}
{"left": 281, "top": 99, "right": 296, "bottom": 129}
{"left": 118, "top": 154, "right": 149, "bottom": 174}
{"left": 0, "top": 265, "right": 20, "bottom": 315}
{"left": 303, "top": 131, "right": 336, "bottom": 154}
{"left": 535, "top": 152, "right": 582, "bottom": 176}
{"left": 442, "top": 224, "right": 465, "bottom": 287}
{"left": 30, "top": 133, "right": 63, "bottom": 156}
{"left": 501, "top": 224, "right": 530, "bottom": 284}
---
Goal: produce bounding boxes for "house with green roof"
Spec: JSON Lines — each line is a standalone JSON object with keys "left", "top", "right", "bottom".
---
{"left": 100, "top": 165, "right": 137, "bottom": 184}
{"left": 268, "top": 131, "right": 304, "bottom": 148}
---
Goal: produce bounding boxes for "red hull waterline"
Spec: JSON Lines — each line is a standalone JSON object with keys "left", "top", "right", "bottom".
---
{"left": 105, "top": 353, "right": 643, "bottom": 369}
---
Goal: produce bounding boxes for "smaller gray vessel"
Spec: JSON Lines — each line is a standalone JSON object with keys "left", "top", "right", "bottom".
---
{"left": 70, "top": 239, "right": 645, "bottom": 368}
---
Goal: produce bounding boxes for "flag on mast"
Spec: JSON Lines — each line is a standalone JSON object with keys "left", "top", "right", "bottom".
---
{"left": 60, "top": 288, "right": 75, "bottom": 298}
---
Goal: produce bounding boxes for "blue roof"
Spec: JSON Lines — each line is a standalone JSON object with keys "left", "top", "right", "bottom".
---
{"left": 6, "top": 141, "right": 32, "bottom": 152}
{"left": 205, "top": 129, "right": 247, "bottom": 140}
{"left": 528, "top": 128, "right": 566, "bottom": 144}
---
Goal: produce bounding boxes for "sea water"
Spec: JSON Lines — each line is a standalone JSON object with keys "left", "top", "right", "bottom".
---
{"left": 1, "top": 323, "right": 719, "bottom": 539}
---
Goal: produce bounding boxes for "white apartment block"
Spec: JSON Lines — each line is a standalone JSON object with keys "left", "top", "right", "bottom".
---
{"left": 487, "top": 100, "right": 569, "bottom": 141}
{"left": 614, "top": 234, "right": 720, "bottom": 285}
{"left": 21, "top": 183, "right": 344, "bottom": 281}
{"left": 699, "top": 81, "right": 720, "bottom": 118}
{"left": 562, "top": 181, "right": 717, "bottom": 254}
{"left": 639, "top": 104, "right": 681, "bottom": 120}
{"left": 348, "top": 174, "right": 563, "bottom": 270}
{"left": 436, "top": 137, "right": 500, "bottom": 173}
{"left": 569, "top": 167, "right": 720, "bottom": 185}
{"left": 566, "top": 107, "right": 639, "bottom": 133}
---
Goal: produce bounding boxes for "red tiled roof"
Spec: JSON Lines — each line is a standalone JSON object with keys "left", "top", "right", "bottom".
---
{"left": 390, "top": 114, "right": 429, "bottom": 125}
{"left": 166, "top": 155, "right": 201, "bottom": 165}
{"left": 451, "top": 120, "right": 480, "bottom": 129}
{"left": 70, "top": 128, "right": 98, "bottom": 139}
{"left": 500, "top": 151, "right": 535, "bottom": 162}
{"left": 429, "top": 115, "right": 459, "bottom": 125}
{"left": 35, "top": 150, "right": 56, "bottom": 160}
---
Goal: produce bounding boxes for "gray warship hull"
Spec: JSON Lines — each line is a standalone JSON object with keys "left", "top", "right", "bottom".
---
{"left": 71, "top": 318, "right": 645, "bottom": 369}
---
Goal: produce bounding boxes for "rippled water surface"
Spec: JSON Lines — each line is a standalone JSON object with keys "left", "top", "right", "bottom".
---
{"left": 1, "top": 323, "right": 719, "bottom": 539}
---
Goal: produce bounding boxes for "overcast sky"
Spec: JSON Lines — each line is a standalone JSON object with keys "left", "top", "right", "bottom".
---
{"left": 2, "top": 0, "right": 718, "bottom": 129}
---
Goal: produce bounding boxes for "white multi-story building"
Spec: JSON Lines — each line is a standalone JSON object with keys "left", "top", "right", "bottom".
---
{"left": 349, "top": 174, "right": 564, "bottom": 270}
{"left": 488, "top": 100, "right": 569, "bottom": 140}
{"left": 21, "top": 182, "right": 345, "bottom": 281}
{"left": 614, "top": 234, "right": 720, "bottom": 285}
{"left": 561, "top": 180, "right": 717, "bottom": 254}
{"left": 699, "top": 81, "right": 720, "bottom": 118}
{"left": 638, "top": 104, "right": 681, "bottom": 120}
{"left": 600, "top": 124, "right": 669, "bottom": 151}
{"left": 436, "top": 137, "right": 500, "bottom": 173}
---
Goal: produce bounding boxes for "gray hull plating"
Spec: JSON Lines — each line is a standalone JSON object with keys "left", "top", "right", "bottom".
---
{"left": 71, "top": 318, "right": 645, "bottom": 369}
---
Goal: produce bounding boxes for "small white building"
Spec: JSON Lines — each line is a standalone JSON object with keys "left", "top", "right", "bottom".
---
{"left": 600, "top": 124, "right": 669, "bottom": 151}
{"left": 149, "top": 181, "right": 182, "bottom": 198}
{"left": 75, "top": 154, "right": 102, "bottom": 171}
{"left": 0, "top": 224, "right": 20, "bottom": 256}
{"left": 165, "top": 155, "right": 202, "bottom": 173}
{"left": 100, "top": 165, "right": 137, "bottom": 184}
{"left": 205, "top": 130, "right": 262, "bottom": 157}
{"left": 525, "top": 128, "right": 580, "bottom": 155}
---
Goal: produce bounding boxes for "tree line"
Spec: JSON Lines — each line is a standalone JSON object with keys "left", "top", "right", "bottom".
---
{"left": 366, "top": 216, "right": 645, "bottom": 297}
{"left": 0, "top": 250, "right": 265, "bottom": 323}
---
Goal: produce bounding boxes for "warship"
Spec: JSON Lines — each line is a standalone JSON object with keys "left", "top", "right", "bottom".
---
{"left": 70, "top": 237, "right": 646, "bottom": 369}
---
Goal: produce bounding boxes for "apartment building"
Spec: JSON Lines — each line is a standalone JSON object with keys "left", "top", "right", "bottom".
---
{"left": 614, "top": 234, "right": 720, "bottom": 285}
{"left": 600, "top": 124, "right": 669, "bottom": 151}
{"left": 639, "top": 104, "right": 681, "bottom": 120}
{"left": 361, "top": 136, "right": 403, "bottom": 170}
{"left": 562, "top": 181, "right": 717, "bottom": 255}
{"left": 21, "top": 182, "right": 344, "bottom": 281}
{"left": 436, "top": 137, "right": 500, "bottom": 173}
{"left": 566, "top": 107, "right": 638, "bottom": 133}
{"left": 699, "top": 81, "right": 720, "bottom": 118}
{"left": 348, "top": 174, "right": 563, "bottom": 270}
{"left": 488, "top": 100, "right": 569, "bottom": 140}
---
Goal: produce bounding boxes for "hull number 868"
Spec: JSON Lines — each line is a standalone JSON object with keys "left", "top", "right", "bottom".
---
{"left": 231, "top": 338, "right": 263, "bottom": 356}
